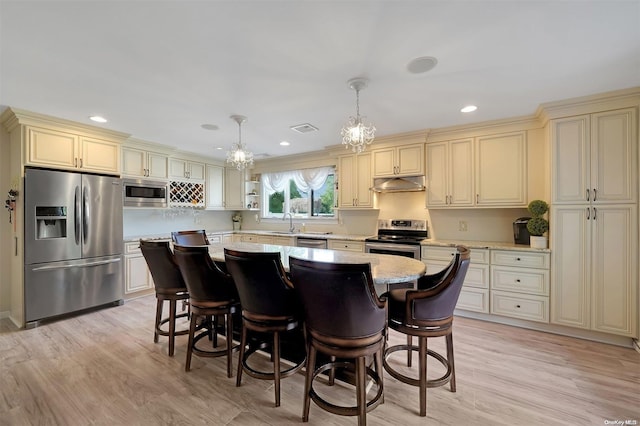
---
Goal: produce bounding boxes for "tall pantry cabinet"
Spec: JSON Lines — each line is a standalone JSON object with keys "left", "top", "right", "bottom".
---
{"left": 550, "top": 107, "right": 638, "bottom": 337}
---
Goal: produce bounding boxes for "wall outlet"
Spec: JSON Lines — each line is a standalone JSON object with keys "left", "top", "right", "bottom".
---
{"left": 459, "top": 220, "right": 468, "bottom": 232}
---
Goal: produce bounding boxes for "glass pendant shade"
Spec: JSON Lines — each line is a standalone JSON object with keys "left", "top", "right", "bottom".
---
{"left": 226, "top": 115, "right": 254, "bottom": 170}
{"left": 341, "top": 77, "right": 376, "bottom": 153}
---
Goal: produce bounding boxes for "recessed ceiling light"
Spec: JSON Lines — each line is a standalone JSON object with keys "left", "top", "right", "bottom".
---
{"left": 201, "top": 124, "right": 219, "bottom": 130}
{"left": 215, "top": 147, "right": 223, "bottom": 150}
{"left": 280, "top": 141, "right": 290, "bottom": 146}
{"left": 407, "top": 56, "right": 438, "bottom": 74}
{"left": 461, "top": 105, "right": 478, "bottom": 113}
{"left": 89, "top": 115, "right": 107, "bottom": 123}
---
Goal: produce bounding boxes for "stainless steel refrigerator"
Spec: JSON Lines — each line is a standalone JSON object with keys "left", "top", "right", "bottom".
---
{"left": 24, "top": 168, "right": 124, "bottom": 327}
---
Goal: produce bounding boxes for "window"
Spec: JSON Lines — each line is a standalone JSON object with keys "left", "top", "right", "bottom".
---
{"left": 262, "top": 167, "right": 335, "bottom": 219}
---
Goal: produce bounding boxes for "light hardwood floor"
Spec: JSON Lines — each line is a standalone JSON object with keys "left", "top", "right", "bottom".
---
{"left": 1, "top": 295, "right": 638, "bottom": 426}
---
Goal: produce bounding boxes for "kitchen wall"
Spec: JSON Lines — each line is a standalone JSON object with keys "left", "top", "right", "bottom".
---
{"left": 375, "top": 191, "right": 529, "bottom": 242}
{"left": 123, "top": 208, "right": 235, "bottom": 238}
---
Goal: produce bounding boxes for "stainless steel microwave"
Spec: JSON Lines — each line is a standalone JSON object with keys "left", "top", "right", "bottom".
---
{"left": 123, "top": 179, "right": 168, "bottom": 208}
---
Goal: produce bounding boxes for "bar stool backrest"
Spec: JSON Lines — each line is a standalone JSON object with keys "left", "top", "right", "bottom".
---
{"left": 139, "top": 239, "right": 186, "bottom": 293}
{"left": 171, "top": 230, "right": 209, "bottom": 246}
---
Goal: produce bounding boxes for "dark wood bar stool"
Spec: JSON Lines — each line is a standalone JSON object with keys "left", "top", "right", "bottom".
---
{"left": 224, "top": 249, "right": 305, "bottom": 408}
{"left": 173, "top": 244, "right": 239, "bottom": 377}
{"left": 289, "top": 257, "right": 387, "bottom": 426}
{"left": 171, "top": 230, "right": 209, "bottom": 245}
{"left": 139, "top": 239, "right": 190, "bottom": 357}
{"left": 383, "top": 245, "right": 470, "bottom": 417}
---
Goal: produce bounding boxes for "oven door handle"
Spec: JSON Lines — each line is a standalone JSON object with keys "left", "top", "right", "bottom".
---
{"left": 365, "top": 242, "right": 421, "bottom": 252}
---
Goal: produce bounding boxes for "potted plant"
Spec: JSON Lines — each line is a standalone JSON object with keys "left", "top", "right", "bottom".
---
{"left": 526, "top": 200, "right": 549, "bottom": 249}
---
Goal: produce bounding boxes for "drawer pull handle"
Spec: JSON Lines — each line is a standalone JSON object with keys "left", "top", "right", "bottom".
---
{"left": 516, "top": 305, "right": 521, "bottom": 309}
{"left": 516, "top": 257, "right": 521, "bottom": 261}
{"left": 516, "top": 279, "right": 521, "bottom": 282}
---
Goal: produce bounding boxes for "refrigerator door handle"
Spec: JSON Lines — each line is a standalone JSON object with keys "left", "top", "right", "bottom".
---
{"left": 31, "top": 258, "right": 121, "bottom": 271}
{"left": 83, "top": 186, "right": 90, "bottom": 245}
{"left": 74, "top": 186, "right": 81, "bottom": 245}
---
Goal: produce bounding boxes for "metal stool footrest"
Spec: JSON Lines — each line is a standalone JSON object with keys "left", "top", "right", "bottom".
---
{"left": 192, "top": 328, "right": 239, "bottom": 358}
{"left": 155, "top": 312, "right": 190, "bottom": 338}
{"left": 241, "top": 343, "right": 305, "bottom": 380}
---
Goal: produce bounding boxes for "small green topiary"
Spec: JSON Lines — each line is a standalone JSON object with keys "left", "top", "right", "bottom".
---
{"left": 526, "top": 199, "right": 549, "bottom": 236}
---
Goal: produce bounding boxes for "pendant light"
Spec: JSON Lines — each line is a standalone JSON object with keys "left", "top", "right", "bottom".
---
{"left": 340, "top": 77, "right": 376, "bottom": 153}
{"left": 226, "top": 115, "right": 254, "bottom": 170}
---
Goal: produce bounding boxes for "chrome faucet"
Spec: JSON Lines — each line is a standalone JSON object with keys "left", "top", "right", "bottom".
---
{"left": 283, "top": 212, "right": 295, "bottom": 233}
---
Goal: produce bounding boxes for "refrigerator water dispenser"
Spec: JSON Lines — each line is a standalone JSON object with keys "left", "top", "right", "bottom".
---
{"left": 36, "top": 206, "right": 67, "bottom": 239}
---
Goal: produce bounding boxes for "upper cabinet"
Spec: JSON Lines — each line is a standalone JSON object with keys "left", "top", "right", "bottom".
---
{"left": 338, "top": 152, "right": 373, "bottom": 208}
{"left": 426, "top": 132, "right": 527, "bottom": 208}
{"left": 26, "top": 126, "right": 121, "bottom": 174}
{"left": 224, "top": 167, "right": 246, "bottom": 210}
{"left": 551, "top": 108, "right": 637, "bottom": 204}
{"left": 426, "top": 139, "right": 474, "bottom": 207}
{"left": 169, "top": 158, "right": 205, "bottom": 181}
{"left": 122, "top": 147, "right": 168, "bottom": 179}
{"left": 205, "top": 164, "right": 225, "bottom": 210}
{"left": 371, "top": 143, "right": 424, "bottom": 178}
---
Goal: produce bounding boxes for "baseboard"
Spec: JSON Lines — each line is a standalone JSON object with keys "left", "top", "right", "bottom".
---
{"left": 633, "top": 339, "right": 640, "bottom": 354}
{"left": 0, "top": 310, "right": 8, "bottom": 319}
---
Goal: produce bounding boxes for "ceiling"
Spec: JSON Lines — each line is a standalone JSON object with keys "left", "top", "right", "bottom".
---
{"left": 1, "top": 1, "right": 639, "bottom": 163}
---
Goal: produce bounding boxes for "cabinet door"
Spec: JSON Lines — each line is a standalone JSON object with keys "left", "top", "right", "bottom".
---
{"left": 590, "top": 108, "right": 636, "bottom": 203}
{"left": 338, "top": 155, "right": 356, "bottom": 208}
{"left": 397, "top": 143, "right": 424, "bottom": 176}
{"left": 551, "top": 115, "right": 590, "bottom": 204}
{"left": 80, "top": 137, "right": 120, "bottom": 173}
{"left": 371, "top": 148, "right": 395, "bottom": 177}
{"left": 224, "top": 168, "right": 245, "bottom": 209}
{"left": 476, "top": 132, "right": 526, "bottom": 206}
{"left": 169, "top": 158, "right": 188, "bottom": 179}
{"left": 125, "top": 255, "right": 154, "bottom": 294}
{"left": 426, "top": 143, "right": 448, "bottom": 206}
{"left": 147, "top": 152, "right": 168, "bottom": 179}
{"left": 591, "top": 205, "right": 637, "bottom": 336}
{"left": 122, "top": 147, "right": 147, "bottom": 177}
{"left": 189, "top": 162, "right": 206, "bottom": 180}
{"left": 27, "top": 126, "right": 78, "bottom": 169}
{"left": 354, "top": 152, "right": 373, "bottom": 207}
{"left": 206, "top": 164, "right": 225, "bottom": 209}
{"left": 550, "top": 206, "right": 590, "bottom": 329}
{"left": 449, "top": 139, "right": 474, "bottom": 206}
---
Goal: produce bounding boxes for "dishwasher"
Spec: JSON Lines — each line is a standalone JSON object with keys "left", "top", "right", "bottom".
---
{"left": 296, "top": 237, "right": 328, "bottom": 249}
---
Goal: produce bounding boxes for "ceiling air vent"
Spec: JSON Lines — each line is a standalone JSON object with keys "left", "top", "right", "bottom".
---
{"left": 290, "top": 123, "right": 319, "bottom": 134}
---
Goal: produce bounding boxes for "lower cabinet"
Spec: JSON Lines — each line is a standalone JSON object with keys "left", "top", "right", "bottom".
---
{"left": 489, "top": 250, "right": 550, "bottom": 323}
{"left": 327, "top": 240, "right": 364, "bottom": 252}
{"left": 421, "top": 246, "right": 489, "bottom": 313}
{"left": 124, "top": 242, "right": 154, "bottom": 295}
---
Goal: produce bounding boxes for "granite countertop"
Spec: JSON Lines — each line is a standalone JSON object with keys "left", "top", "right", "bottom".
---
{"left": 421, "top": 239, "right": 551, "bottom": 253}
{"left": 124, "top": 230, "right": 372, "bottom": 243}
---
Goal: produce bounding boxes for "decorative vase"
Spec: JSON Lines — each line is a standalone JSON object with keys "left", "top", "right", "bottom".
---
{"left": 233, "top": 222, "right": 241, "bottom": 231}
{"left": 530, "top": 236, "right": 547, "bottom": 249}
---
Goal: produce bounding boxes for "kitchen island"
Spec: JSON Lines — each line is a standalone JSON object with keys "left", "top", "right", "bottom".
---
{"left": 208, "top": 242, "right": 426, "bottom": 295}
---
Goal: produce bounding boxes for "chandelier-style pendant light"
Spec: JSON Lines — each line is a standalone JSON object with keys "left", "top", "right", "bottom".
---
{"left": 226, "top": 115, "right": 254, "bottom": 170}
{"left": 341, "top": 77, "right": 376, "bottom": 153}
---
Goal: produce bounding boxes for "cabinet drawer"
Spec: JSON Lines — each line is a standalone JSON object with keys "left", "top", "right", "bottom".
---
{"left": 456, "top": 288, "right": 489, "bottom": 313}
{"left": 240, "top": 235, "right": 259, "bottom": 242}
{"left": 125, "top": 242, "right": 141, "bottom": 255}
{"left": 490, "top": 266, "right": 549, "bottom": 295}
{"left": 422, "top": 246, "right": 489, "bottom": 264}
{"left": 491, "top": 250, "right": 549, "bottom": 269}
{"left": 490, "top": 291, "right": 549, "bottom": 323}
{"left": 207, "top": 234, "right": 222, "bottom": 244}
{"left": 422, "top": 260, "right": 488, "bottom": 289}
{"left": 328, "top": 240, "right": 364, "bottom": 252}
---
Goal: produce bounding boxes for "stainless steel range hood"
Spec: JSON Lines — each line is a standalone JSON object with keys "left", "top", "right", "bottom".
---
{"left": 370, "top": 176, "right": 425, "bottom": 193}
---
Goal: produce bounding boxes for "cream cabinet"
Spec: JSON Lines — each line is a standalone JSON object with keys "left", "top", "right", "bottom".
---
{"left": 490, "top": 250, "right": 550, "bottom": 323}
{"left": 475, "top": 132, "right": 527, "bottom": 206}
{"left": 551, "top": 204, "right": 637, "bottom": 337}
{"left": 273, "top": 236, "right": 295, "bottom": 246}
{"left": 124, "top": 242, "right": 154, "bottom": 295}
{"left": 122, "top": 147, "right": 168, "bottom": 179}
{"left": 224, "top": 168, "right": 245, "bottom": 210}
{"left": 421, "top": 246, "right": 490, "bottom": 313}
{"left": 169, "top": 158, "right": 205, "bottom": 181}
{"left": 26, "top": 126, "right": 121, "bottom": 174}
{"left": 551, "top": 108, "right": 637, "bottom": 204}
{"left": 372, "top": 143, "right": 424, "bottom": 177}
{"left": 426, "top": 139, "right": 474, "bottom": 207}
{"left": 426, "top": 132, "right": 526, "bottom": 208}
{"left": 327, "top": 240, "right": 364, "bottom": 252}
{"left": 205, "top": 164, "right": 225, "bottom": 209}
{"left": 338, "top": 152, "right": 373, "bottom": 208}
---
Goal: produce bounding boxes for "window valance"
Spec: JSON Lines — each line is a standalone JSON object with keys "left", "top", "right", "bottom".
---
{"left": 262, "top": 167, "right": 333, "bottom": 194}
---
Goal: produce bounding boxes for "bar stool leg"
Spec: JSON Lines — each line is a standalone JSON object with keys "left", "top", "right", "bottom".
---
{"left": 236, "top": 324, "right": 248, "bottom": 386}
{"left": 185, "top": 312, "right": 198, "bottom": 371}
{"left": 168, "top": 299, "right": 176, "bottom": 356}
{"left": 273, "top": 331, "right": 281, "bottom": 407}
{"left": 419, "top": 336, "right": 427, "bottom": 416}
{"left": 226, "top": 313, "right": 234, "bottom": 378}
{"left": 154, "top": 298, "right": 163, "bottom": 343}
{"left": 302, "top": 344, "right": 316, "bottom": 422}
{"left": 407, "top": 334, "right": 412, "bottom": 367}
{"left": 356, "top": 356, "right": 366, "bottom": 426}
{"left": 447, "top": 332, "right": 456, "bottom": 392}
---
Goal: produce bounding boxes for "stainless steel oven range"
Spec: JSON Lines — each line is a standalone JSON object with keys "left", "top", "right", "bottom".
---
{"left": 364, "top": 219, "right": 428, "bottom": 260}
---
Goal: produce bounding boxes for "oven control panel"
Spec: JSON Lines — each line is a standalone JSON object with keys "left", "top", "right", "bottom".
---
{"left": 378, "top": 219, "right": 427, "bottom": 231}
